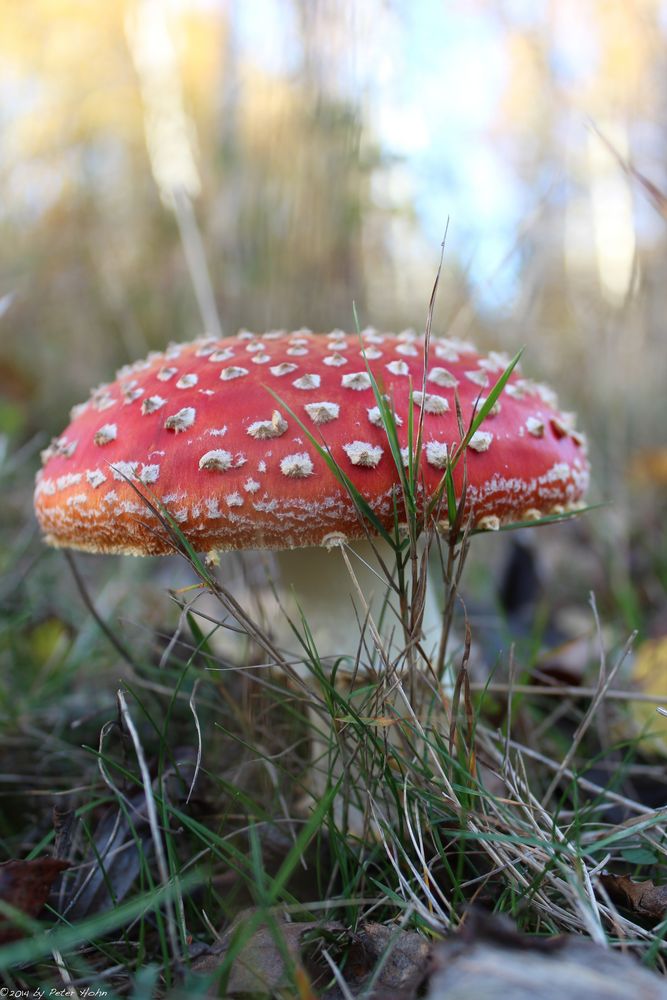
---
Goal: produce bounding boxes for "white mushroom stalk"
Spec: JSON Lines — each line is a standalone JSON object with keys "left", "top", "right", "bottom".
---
{"left": 230, "top": 536, "right": 444, "bottom": 673}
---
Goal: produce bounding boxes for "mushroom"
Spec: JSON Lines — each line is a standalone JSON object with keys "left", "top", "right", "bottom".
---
{"left": 34, "top": 326, "right": 590, "bottom": 656}
{"left": 34, "top": 329, "right": 589, "bottom": 813}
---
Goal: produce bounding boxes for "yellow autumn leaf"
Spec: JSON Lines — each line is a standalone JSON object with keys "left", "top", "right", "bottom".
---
{"left": 630, "top": 637, "right": 667, "bottom": 755}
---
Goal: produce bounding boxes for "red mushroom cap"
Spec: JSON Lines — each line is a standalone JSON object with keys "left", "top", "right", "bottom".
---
{"left": 33, "top": 329, "right": 589, "bottom": 554}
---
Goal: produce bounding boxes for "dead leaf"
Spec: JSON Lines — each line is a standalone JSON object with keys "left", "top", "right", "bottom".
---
{"left": 629, "top": 449, "right": 667, "bottom": 488}
{"left": 0, "top": 858, "right": 70, "bottom": 944}
{"left": 628, "top": 637, "right": 667, "bottom": 755}
{"left": 599, "top": 874, "right": 667, "bottom": 922}
{"left": 192, "top": 915, "right": 429, "bottom": 999}
{"left": 192, "top": 920, "right": 335, "bottom": 994}
{"left": 53, "top": 807, "right": 76, "bottom": 860}
{"left": 534, "top": 633, "right": 599, "bottom": 688}
{"left": 64, "top": 793, "right": 152, "bottom": 920}
{"left": 457, "top": 908, "right": 565, "bottom": 952}
{"left": 426, "top": 915, "right": 667, "bottom": 999}
{"left": 343, "top": 922, "right": 429, "bottom": 996}
{"left": 63, "top": 756, "right": 198, "bottom": 922}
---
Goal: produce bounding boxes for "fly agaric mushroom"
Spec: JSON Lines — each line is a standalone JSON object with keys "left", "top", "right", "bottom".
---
{"left": 34, "top": 328, "right": 589, "bottom": 663}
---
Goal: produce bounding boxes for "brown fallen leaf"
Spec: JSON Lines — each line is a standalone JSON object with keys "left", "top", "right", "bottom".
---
{"left": 192, "top": 914, "right": 429, "bottom": 998}
{"left": 64, "top": 793, "right": 152, "bottom": 920}
{"left": 426, "top": 911, "right": 667, "bottom": 1000}
{"left": 343, "top": 922, "right": 430, "bottom": 996}
{"left": 599, "top": 874, "right": 667, "bottom": 922}
{"left": 192, "top": 920, "right": 333, "bottom": 995}
{"left": 0, "top": 858, "right": 70, "bottom": 944}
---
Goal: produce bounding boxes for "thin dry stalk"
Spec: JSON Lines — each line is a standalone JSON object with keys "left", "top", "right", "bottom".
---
{"left": 116, "top": 689, "right": 183, "bottom": 973}
{"left": 470, "top": 682, "right": 667, "bottom": 704}
{"left": 51, "top": 948, "right": 80, "bottom": 998}
{"left": 434, "top": 517, "right": 473, "bottom": 683}
{"left": 484, "top": 729, "right": 658, "bottom": 818}
{"left": 503, "top": 643, "right": 517, "bottom": 771}
{"left": 186, "top": 678, "right": 202, "bottom": 804}
{"left": 172, "top": 189, "right": 224, "bottom": 341}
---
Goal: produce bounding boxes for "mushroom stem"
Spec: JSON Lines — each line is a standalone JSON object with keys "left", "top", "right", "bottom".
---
{"left": 269, "top": 537, "right": 443, "bottom": 668}
{"left": 206, "top": 537, "right": 447, "bottom": 828}
{"left": 209, "top": 538, "right": 444, "bottom": 668}
{"left": 268, "top": 538, "right": 446, "bottom": 827}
